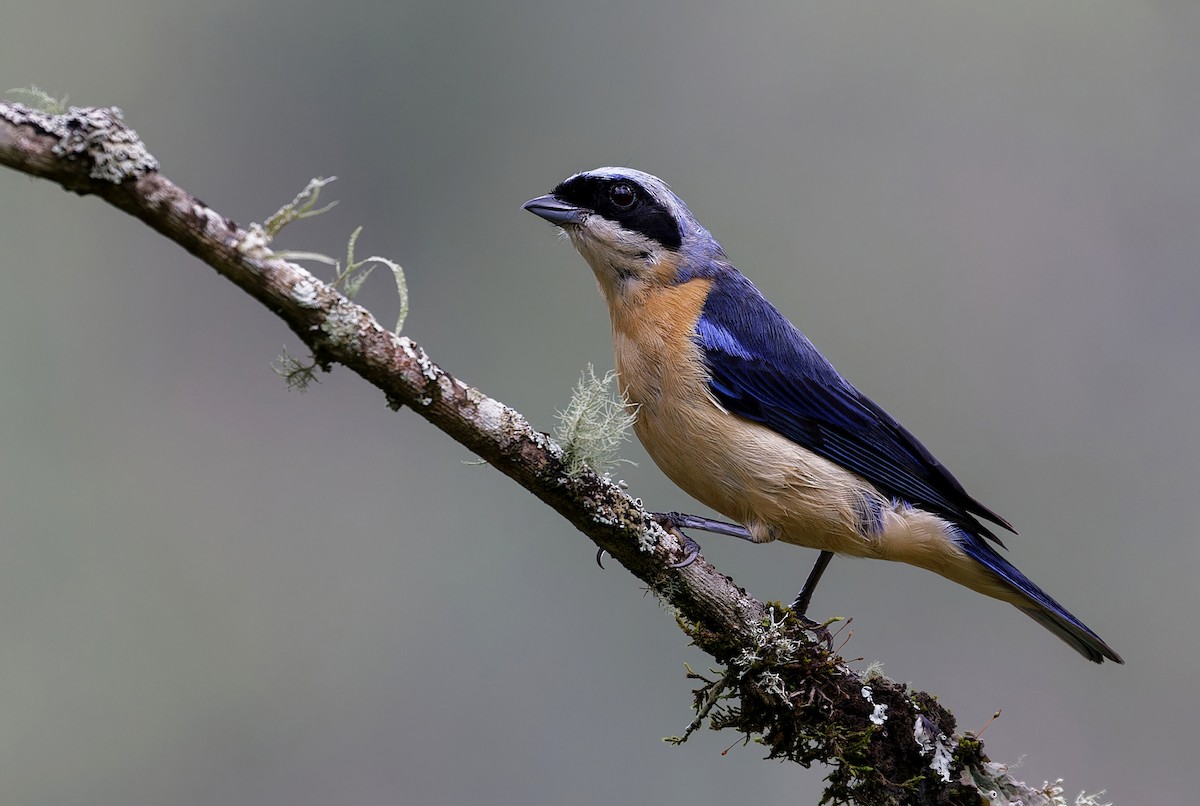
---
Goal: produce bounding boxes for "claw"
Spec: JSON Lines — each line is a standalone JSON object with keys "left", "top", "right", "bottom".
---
{"left": 669, "top": 544, "right": 700, "bottom": 569}
{"left": 596, "top": 548, "right": 608, "bottom": 569}
{"left": 650, "top": 511, "right": 732, "bottom": 569}
{"left": 663, "top": 524, "right": 702, "bottom": 568}
{"left": 791, "top": 612, "right": 834, "bottom": 651}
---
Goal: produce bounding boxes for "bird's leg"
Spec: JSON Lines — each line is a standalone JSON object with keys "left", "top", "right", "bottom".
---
{"left": 788, "top": 550, "right": 835, "bottom": 647}
{"left": 651, "top": 511, "right": 757, "bottom": 569}
{"left": 655, "top": 511, "right": 758, "bottom": 541}
{"left": 790, "top": 550, "right": 833, "bottom": 616}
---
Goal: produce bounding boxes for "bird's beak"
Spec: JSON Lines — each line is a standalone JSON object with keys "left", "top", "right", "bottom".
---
{"left": 522, "top": 194, "right": 586, "bottom": 226}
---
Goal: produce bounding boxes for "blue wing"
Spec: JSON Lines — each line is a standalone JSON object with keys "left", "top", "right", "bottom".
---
{"left": 695, "top": 270, "right": 1013, "bottom": 543}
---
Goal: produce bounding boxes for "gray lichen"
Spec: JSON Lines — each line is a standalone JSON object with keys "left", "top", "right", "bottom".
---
{"left": 1, "top": 102, "right": 158, "bottom": 182}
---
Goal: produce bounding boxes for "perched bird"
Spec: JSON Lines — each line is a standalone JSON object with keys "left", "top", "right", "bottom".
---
{"left": 524, "top": 167, "right": 1122, "bottom": 664}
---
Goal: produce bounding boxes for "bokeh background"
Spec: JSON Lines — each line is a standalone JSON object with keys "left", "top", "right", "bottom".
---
{"left": 1, "top": 2, "right": 1196, "bottom": 803}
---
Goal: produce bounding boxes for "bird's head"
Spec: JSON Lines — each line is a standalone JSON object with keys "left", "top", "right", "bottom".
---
{"left": 523, "top": 167, "right": 724, "bottom": 301}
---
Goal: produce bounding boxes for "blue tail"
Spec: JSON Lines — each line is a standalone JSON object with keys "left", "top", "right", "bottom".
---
{"left": 957, "top": 535, "right": 1123, "bottom": 664}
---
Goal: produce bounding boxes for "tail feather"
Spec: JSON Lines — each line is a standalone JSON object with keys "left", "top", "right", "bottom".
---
{"left": 1017, "top": 605, "right": 1122, "bottom": 664}
{"left": 957, "top": 535, "right": 1123, "bottom": 664}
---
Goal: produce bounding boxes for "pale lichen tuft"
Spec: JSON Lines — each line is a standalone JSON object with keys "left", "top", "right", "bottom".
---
{"left": 555, "top": 364, "right": 636, "bottom": 476}
{"left": 7, "top": 86, "right": 68, "bottom": 114}
{"left": 263, "top": 176, "right": 338, "bottom": 238}
{"left": 330, "top": 226, "right": 408, "bottom": 334}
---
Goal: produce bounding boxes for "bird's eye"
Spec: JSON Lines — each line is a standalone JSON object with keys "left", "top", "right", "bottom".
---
{"left": 608, "top": 183, "right": 637, "bottom": 209}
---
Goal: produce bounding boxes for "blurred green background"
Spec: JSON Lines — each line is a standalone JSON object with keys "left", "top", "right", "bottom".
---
{"left": 1, "top": 2, "right": 1195, "bottom": 803}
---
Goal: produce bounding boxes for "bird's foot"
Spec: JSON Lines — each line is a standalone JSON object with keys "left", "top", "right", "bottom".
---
{"left": 794, "top": 613, "right": 834, "bottom": 651}
{"left": 594, "top": 512, "right": 710, "bottom": 569}
{"left": 788, "top": 598, "right": 836, "bottom": 650}
{"left": 650, "top": 511, "right": 759, "bottom": 568}
{"left": 647, "top": 512, "right": 706, "bottom": 568}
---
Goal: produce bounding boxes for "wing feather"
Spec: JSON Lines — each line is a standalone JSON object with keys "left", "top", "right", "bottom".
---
{"left": 695, "top": 271, "right": 1013, "bottom": 543}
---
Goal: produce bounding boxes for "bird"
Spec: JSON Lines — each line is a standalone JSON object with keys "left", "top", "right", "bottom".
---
{"left": 523, "top": 167, "right": 1122, "bottom": 664}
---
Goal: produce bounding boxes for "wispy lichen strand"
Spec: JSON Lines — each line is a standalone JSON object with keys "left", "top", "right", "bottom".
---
{"left": 555, "top": 364, "right": 636, "bottom": 476}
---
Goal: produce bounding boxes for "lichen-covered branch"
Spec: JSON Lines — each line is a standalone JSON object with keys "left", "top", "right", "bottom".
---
{"left": 0, "top": 100, "right": 1104, "bottom": 806}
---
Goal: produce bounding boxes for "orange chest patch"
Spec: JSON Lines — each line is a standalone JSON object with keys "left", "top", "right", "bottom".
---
{"left": 608, "top": 278, "right": 714, "bottom": 412}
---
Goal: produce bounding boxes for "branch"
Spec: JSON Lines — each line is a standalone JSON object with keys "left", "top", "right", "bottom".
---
{"left": 0, "top": 100, "right": 1104, "bottom": 806}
